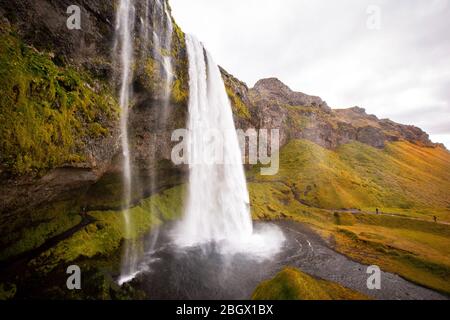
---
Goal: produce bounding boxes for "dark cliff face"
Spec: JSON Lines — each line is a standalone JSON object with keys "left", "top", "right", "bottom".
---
{"left": 0, "top": 0, "right": 115, "bottom": 71}
{"left": 0, "top": 0, "right": 189, "bottom": 257}
{"left": 0, "top": 1, "right": 120, "bottom": 219}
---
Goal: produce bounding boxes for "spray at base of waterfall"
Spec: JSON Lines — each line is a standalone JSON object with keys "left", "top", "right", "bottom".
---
{"left": 171, "top": 223, "right": 286, "bottom": 261}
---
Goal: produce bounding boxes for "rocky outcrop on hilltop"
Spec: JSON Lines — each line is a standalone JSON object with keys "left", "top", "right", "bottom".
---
{"left": 237, "top": 77, "right": 436, "bottom": 150}
{"left": 334, "top": 107, "right": 434, "bottom": 148}
{"left": 251, "top": 78, "right": 330, "bottom": 111}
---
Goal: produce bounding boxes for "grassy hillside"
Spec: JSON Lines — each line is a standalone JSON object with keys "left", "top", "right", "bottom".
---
{"left": 250, "top": 139, "right": 450, "bottom": 217}
{"left": 248, "top": 139, "right": 450, "bottom": 294}
{"left": 252, "top": 267, "right": 369, "bottom": 300}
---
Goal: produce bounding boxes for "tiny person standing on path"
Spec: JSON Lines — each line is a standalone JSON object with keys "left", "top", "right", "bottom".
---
{"left": 434, "top": 216, "right": 437, "bottom": 223}
{"left": 376, "top": 208, "right": 379, "bottom": 215}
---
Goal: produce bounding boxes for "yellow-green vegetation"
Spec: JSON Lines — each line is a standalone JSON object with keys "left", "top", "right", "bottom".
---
{"left": 0, "top": 283, "right": 16, "bottom": 300}
{"left": 284, "top": 105, "right": 333, "bottom": 131}
{"left": 250, "top": 139, "right": 450, "bottom": 211}
{"left": 140, "top": 55, "right": 188, "bottom": 106}
{"left": 285, "top": 106, "right": 309, "bottom": 130}
{"left": 0, "top": 27, "right": 119, "bottom": 175}
{"left": 141, "top": 56, "right": 165, "bottom": 95}
{"left": 28, "top": 185, "right": 184, "bottom": 273}
{"left": 252, "top": 267, "right": 369, "bottom": 300}
{"left": 171, "top": 78, "right": 188, "bottom": 105}
{"left": 0, "top": 199, "right": 83, "bottom": 261}
{"left": 226, "top": 87, "right": 251, "bottom": 119}
{"left": 172, "top": 22, "right": 185, "bottom": 52}
{"left": 170, "top": 20, "right": 189, "bottom": 106}
{"left": 330, "top": 217, "right": 450, "bottom": 295}
{"left": 248, "top": 139, "right": 450, "bottom": 294}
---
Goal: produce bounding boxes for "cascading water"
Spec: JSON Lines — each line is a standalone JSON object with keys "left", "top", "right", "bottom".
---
{"left": 172, "top": 35, "right": 285, "bottom": 257}
{"left": 114, "top": 0, "right": 138, "bottom": 285}
{"left": 152, "top": 0, "right": 174, "bottom": 121}
{"left": 146, "top": 0, "right": 173, "bottom": 198}
{"left": 114, "top": 1, "right": 282, "bottom": 286}
{"left": 140, "top": 0, "right": 150, "bottom": 51}
{"left": 115, "top": 0, "right": 175, "bottom": 285}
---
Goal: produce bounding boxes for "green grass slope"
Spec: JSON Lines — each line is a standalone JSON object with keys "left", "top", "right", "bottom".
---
{"left": 250, "top": 139, "right": 450, "bottom": 215}
{"left": 252, "top": 267, "right": 369, "bottom": 300}
{"left": 248, "top": 139, "right": 450, "bottom": 294}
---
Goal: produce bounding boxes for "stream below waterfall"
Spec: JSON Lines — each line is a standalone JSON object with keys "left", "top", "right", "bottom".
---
{"left": 127, "top": 220, "right": 446, "bottom": 300}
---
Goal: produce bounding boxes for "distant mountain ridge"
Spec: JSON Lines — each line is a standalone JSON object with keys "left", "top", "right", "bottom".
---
{"left": 224, "top": 75, "right": 440, "bottom": 150}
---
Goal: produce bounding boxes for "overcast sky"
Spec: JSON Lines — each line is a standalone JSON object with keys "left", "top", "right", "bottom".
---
{"left": 169, "top": 0, "right": 450, "bottom": 148}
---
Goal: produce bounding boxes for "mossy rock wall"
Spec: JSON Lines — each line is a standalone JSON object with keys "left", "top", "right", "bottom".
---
{"left": 0, "top": 28, "right": 119, "bottom": 176}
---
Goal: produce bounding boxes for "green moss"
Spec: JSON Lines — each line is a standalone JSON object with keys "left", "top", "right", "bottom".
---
{"left": 337, "top": 228, "right": 359, "bottom": 241}
{"left": 140, "top": 56, "right": 177, "bottom": 99}
{"left": 89, "top": 123, "right": 108, "bottom": 138}
{"left": 0, "top": 283, "right": 16, "bottom": 300}
{"left": 144, "top": 38, "right": 189, "bottom": 106}
{"left": 226, "top": 87, "right": 250, "bottom": 119}
{"left": 0, "top": 28, "right": 119, "bottom": 175}
{"left": 28, "top": 185, "right": 185, "bottom": 273}
{"left": 172, "top": 22, "right": 185, "bottom": 47}
{"left": 170, "top": 21, "right": 189, "bottom": 107}
{"left": 0, "top": 199, "right": 83, "bottom": 261}
{"left": 285, "top": 106, "right": 310, "bottom": 129}
{"left": 252, "top": 267, "right": 369, "bottom": 300}
{"left": 171, "top": 78, "right": 188, "bottom": 105}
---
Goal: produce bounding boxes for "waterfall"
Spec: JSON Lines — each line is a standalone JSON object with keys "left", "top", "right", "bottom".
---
{"left": 114, "top": 0, "right": 138, "bottom": 285}
{"left": 177, "top": 35, "right": 253, "bottom": 245}
{"left": 113, "top": 1, "right": 282, "bottom": 285}
{"left": 152, "top": 0, "right": 174, "bottom": 121}
{"left": 114, "top": 0, "right": 175, "bottom": 285}
{"left": 173, "top": 35, "right": 285, "bottom": 257}
{"left": 139, "top": 0, "right": 150, "bottom": 57}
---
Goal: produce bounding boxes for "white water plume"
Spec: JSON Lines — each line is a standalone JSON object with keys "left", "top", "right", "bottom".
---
{"left": 172, "top": 35, "right": 285, "bottom": 258}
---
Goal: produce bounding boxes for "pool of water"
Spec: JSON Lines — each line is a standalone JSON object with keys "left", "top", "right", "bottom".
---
{"left": 125, "top": 221, "right": 446, "bottom": 300}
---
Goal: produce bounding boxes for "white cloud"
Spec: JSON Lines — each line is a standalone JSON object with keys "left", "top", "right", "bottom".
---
{"left": 169, "top": 0, "right": 450, "bottom": 148}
